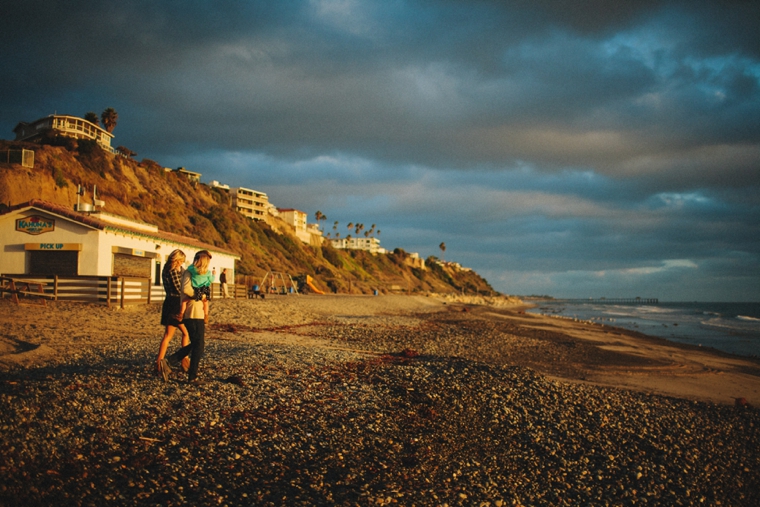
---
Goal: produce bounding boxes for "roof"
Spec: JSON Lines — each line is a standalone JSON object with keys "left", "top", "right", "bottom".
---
{"left": 2, "top": 199, "right": 240, "bottom": 259}
{"left": 174, "top": 167, "right": 201, "bottom": 176}
{"left": 234, "top": 186, "right": 267, "bottom": 195}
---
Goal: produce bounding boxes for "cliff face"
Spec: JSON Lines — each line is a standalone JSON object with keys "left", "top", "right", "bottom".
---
{"left": 0, "top": 140, "right": 498, "bottom": 295}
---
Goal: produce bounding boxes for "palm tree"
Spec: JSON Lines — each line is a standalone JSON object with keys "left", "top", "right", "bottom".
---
{"left": 333, "top": 221, "right": 339, "bottom": 232}
{"left": 101, "top": 108, "right": 118, "bottom": 133}
{"left": 84, "top": 112, "right": 99, "bottom": 126}
{"left": 439, "top": 242, "right": 446, "bottom": 261}
{"left": 314, "top": 211, "right": 326, "bottom": 230}
{"left": 347, "top": 222, "right": 353, "bottom": 232}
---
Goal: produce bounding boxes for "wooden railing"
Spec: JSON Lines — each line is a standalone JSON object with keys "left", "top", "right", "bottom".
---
{"left": 1, "top": 275, "right": 153, "bottom": 308}
{"left": 1, "top": 274, "right": 250, "bottom": 307}
{"left": 208, "top": 282, "right": 246, "bottom": 299}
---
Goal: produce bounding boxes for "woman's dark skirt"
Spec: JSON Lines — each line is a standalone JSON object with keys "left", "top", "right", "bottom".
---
{"left": 160, "top": 294, "right": 183, "bottom": 327}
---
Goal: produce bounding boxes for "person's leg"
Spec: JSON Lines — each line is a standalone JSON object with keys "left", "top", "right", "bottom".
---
{"left": 179, "top": 323, "right": 191, "bottom": 372}
{"left": 168, "top": 322, "right": 194, "bottom": 366}
{"left": 157, "top": 325, "right": 176, "bottom": 370}
{"left": 168, "top": 344, "right": 191, "bottom": 365}
{"left": 186, "top": 319, "right": 205, "bottom": 381}
{"left": 179, "top": 323, "right": 190, "bottom": 346}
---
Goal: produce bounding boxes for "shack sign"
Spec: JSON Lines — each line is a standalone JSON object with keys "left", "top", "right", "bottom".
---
{"left": 16, "top": 215, "right": 55, "bottom": 235}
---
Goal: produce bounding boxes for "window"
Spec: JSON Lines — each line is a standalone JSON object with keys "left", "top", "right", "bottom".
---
{"left": 113, "top": 254, "right": 152, "bottom": 278}
{"left": 29, "top": 251, "right": 78, "bottom": 276}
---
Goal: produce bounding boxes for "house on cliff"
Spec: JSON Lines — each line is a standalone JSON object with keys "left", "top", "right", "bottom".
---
{"left": 167, "top": 167, "right": 202, "bottom": 183}
{"left": 277, "top": 208, "right": 323, "bottom": 247}
{"left": 13, "top": 114, "right": 115, "bottom": 153}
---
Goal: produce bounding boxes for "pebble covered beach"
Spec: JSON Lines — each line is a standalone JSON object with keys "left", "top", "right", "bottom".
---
{"left": 1, "top": 296, "right": 758, "bottom": 506}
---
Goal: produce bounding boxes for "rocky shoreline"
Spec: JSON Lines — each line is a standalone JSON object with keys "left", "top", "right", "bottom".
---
{"left": 1, "top": 297, "right": 758, "bottom": 505}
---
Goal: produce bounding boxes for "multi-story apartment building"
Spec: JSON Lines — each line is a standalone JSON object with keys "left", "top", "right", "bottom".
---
{"left": 232, "top": 187, "right": 269, "bottom": 221}
{"left": 13, "top": 114, "right": 115, "bottom": 153}
{"left": 277, "top": 208, "right": 313, "bottom": 244}
{"left": 277, "top": 208, "right": 306, "bottom": 229}
{"left": 331, "top": 236, "right": 383, "bottom": 254}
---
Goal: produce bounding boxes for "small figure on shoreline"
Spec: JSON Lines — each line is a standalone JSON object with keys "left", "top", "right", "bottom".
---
{"left": 220, "top": 268, "right": 229, "bottom": 298}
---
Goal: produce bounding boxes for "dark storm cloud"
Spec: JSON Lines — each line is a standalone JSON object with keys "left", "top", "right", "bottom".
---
{"left": 5, "top": 0, "right": 758, "bottom": 177}
{"left": 2, "top": 0, "right": 759, "bottom": 299}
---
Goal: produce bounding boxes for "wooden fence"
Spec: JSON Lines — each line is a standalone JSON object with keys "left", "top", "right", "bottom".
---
{"left": 1, "top": 274, "right": 250, "bottom": 307}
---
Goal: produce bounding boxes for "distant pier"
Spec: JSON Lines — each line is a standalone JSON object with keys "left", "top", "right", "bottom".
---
{"left": 549, "top": 298, "right": 659, "bottom": 304}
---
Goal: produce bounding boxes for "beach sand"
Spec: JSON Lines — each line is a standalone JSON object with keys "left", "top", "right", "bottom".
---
{"left": 1, "top": 295, "right": 759, "bottom": 505}
{"left": 3, "top": 294, "right": 758, "bottom": 405}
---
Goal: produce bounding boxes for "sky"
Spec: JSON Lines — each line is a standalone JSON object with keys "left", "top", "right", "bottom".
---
{"left": 2, "top": 0, "right": 759, "bottom": 301}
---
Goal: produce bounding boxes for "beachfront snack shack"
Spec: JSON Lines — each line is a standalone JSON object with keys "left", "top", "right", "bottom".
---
{"left": 0, "top": 199, "right": 239, "bottom": 285}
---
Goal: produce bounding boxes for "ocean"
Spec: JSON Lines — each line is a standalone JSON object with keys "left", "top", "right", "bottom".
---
{"left": 527, "top": 301, "right": 760, "bottom": 359}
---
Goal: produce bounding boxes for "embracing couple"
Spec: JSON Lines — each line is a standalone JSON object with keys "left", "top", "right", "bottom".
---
{"left": 156, "top": 249, "right": 213, "bottom": 384}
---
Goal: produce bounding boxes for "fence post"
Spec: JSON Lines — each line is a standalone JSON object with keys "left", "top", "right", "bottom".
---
{"left": 107, "top": 278, "right": 112, "bottom": 308}
{"left": 147, "top": 278, "right": 151, "bottom": 305}
{"left": 54, "top": 275, "right": 59, "bottom": 301}
{"left": 120, "top": 278, "right": 125, "bottom": 309}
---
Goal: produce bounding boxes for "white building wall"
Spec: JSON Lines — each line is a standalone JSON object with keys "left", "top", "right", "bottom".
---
{"left": 0, "top": 210, "right": 101, "bottom": 275}
{"left": 232, "top": 187, "right": 269, "bottom": 221}
{"left": 0, "top": 206, "right": 238, "bottom": 282}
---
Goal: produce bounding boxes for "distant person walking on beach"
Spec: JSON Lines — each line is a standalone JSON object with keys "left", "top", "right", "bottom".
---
{"left": 220, "top": 268, "right": 229, "bottom": 298}
{"left": 163, "top": 250, "right": 213, "bottom": 384}
{"left": 156, "top": 249, "right": 190, "bottom": 379}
